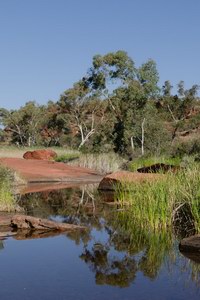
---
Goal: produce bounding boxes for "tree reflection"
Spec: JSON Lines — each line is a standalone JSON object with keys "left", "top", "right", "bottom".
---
{"left": 80, "top": 243, "right": 136, "bottom": 287}
{"left": 16, "top": 185, "right": 200, "bottom": 287}
{"left": 0, "top": 240, "right": 4, "bottom": 250}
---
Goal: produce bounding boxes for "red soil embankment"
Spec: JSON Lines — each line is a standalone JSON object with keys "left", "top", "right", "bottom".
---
{"left": 0, "top": 158, "right": 102, "bottom": 184}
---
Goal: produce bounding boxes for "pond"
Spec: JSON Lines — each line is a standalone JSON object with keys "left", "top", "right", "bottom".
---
{"left": 0, "top": 184, "right": 200, "bottom": 300}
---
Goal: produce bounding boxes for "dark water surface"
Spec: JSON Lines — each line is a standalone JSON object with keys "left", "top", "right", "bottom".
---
{"left": 0, "top": 185, "right": 200, "bottom": 300}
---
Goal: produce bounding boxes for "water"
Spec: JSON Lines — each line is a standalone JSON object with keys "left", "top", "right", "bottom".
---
{"left": 0, "top": 185, "right": 200, "bottom": 300}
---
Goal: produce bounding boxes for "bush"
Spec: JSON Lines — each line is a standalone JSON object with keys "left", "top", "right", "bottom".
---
{"left": 171, "top": 138, "right": 200, "bottom": 157}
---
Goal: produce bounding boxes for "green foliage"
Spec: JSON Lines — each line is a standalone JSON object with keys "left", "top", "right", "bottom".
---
{"left": 162, "top": 80, "right": 173, "bottom": 97}
{"left": 90, "top": 50, "right": 136, "bottom": 90}
{"left": 0, "top": 50, "right": 200, "bottom": 157}
{"left": 172, "top": 138, "right": 200, "bottom": 157}
{"left": 137, "top": 59, "right": 160, "bottom": 96}
{"left": 0, "top": 101, "right": 45, "bottom": 146}
{"left": 55, "top": 153, "right": 80, "bottom": 162}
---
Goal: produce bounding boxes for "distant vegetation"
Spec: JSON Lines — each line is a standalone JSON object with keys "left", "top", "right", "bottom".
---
{"left": 0, "top": 50, "right": 200, "bottom": 159}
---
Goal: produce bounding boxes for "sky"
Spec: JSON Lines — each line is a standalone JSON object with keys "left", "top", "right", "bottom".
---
{"left": 0, "top": 0, "right": 200, "bottom": 109}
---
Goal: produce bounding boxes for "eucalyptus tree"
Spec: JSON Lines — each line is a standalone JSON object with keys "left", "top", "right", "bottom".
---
{"left": 137, "top": 59, "right": 160, "bottom": 97}
{"left": 58, "top": 80, "right": 108, "bottom": 149}
{"left": 0, "top": 101, "right": 45, "bottom": 146}
{"left": 86, "top": 53, "right": 161, "bottom": 155}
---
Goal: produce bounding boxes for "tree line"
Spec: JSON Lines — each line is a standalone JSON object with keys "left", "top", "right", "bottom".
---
{"left": 1, "top": 50, "right": 200, "bottom": 157}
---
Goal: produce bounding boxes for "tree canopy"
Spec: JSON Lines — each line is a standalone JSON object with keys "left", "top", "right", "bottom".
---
{"left": 1, "top": 50, "right": 200, "bottom": 157}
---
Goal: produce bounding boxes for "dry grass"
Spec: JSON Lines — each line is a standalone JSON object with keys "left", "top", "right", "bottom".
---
{"left": 69, "top": 153, "right": 125, "bottom": 174}
{"left": 0, "top": 146, "right": 123, "bottom": 175}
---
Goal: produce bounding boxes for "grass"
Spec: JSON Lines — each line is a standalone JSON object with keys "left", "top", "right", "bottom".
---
{"left": 115, "top": 163, "right": 200, "bottom": 233}
{"left": 109, "top": 209, "right": 200, "bottom": 284}
{"left": 69, "top": 152, "right": 125, "bottom": 174}
{"left": 107, "top": 209, "right": 174, "bottom": 278}
{"left": 55, "top": 152, "right": 80, "bottom": 163}
{"left": 0, "top": 165, "right": 20, "bottom": 212}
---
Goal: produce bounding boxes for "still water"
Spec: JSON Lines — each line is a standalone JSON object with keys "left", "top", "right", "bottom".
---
{"left": 0, "top": 185, "right": 199, "bottom": 300}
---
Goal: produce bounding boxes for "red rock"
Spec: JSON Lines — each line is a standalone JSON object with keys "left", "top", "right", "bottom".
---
{"left": 11, "top": 215, "right": 86, "bottom": 231}
{"left": 137, "top": 163, "right": 182, "bottom": 174}
{"left": 98, "top": 171, "right": 163, "bottom": 190}
{"left": 23, "top": 149, "right": 57, "bottom": 160}
{"left": 0, "top": 158, "right": 102, "bottom": 183}
{"left": 179, "top": 235, "right": 200, "bottom": 253}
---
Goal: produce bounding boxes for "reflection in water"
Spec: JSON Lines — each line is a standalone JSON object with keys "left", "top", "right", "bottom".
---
{"left": 3, "top": 185, "right": 199, "bottom": 290}
{"left": 80, "top": 244, "right": 136, "bottom": 287}
{"left": 0, "top": 240, "right": 4, "bottom": 250}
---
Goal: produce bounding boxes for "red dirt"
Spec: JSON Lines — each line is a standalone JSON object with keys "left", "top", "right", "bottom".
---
{"left": 0, "top": 158, "right": 102, "bottom": 184}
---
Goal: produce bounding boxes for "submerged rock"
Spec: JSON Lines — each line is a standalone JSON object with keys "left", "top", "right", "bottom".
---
{"left": 179, "top": 235, "right": 200, "bottom": 253}
{"left": 23, "top": 149, "right": 57, "bottom": 160}
{"left": 180, "top": 251, "right": 200, "bottom": 264}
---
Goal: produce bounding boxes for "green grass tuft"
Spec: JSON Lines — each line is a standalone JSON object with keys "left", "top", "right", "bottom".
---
{"left": 115, "top": 164, "right": 200, "bottom": 233}
{"left": 55, "top": 153, "right": 80, "bottom": 163}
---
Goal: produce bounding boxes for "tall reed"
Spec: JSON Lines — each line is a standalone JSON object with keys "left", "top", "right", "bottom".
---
{"left": 115, "top": 164, "right": 200, "bottom": 233}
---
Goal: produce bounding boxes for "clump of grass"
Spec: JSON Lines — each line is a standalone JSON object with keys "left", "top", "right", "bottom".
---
{"left": 69, "top": 152, "right": 125, "bottom": 174}
{"left": 0, "top": 165, "right": 21, "bottom": 212}
{"left": 115, "top": 164, "right": 200, "bottom": 233}
{"left": 55, "top": 153, "right": 80, "bottom": 163}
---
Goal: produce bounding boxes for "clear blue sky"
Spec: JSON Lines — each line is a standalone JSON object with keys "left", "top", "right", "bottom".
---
{"left": 0, "top": 0, "right": 200, "bottom": 109}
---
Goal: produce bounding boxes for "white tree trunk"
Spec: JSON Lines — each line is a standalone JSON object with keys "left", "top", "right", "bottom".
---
{"left": 141, "top": 118, "right": 146, "bottom": 156}
{"left": 130, "top": 136, "right": 134, "bottom": 150}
